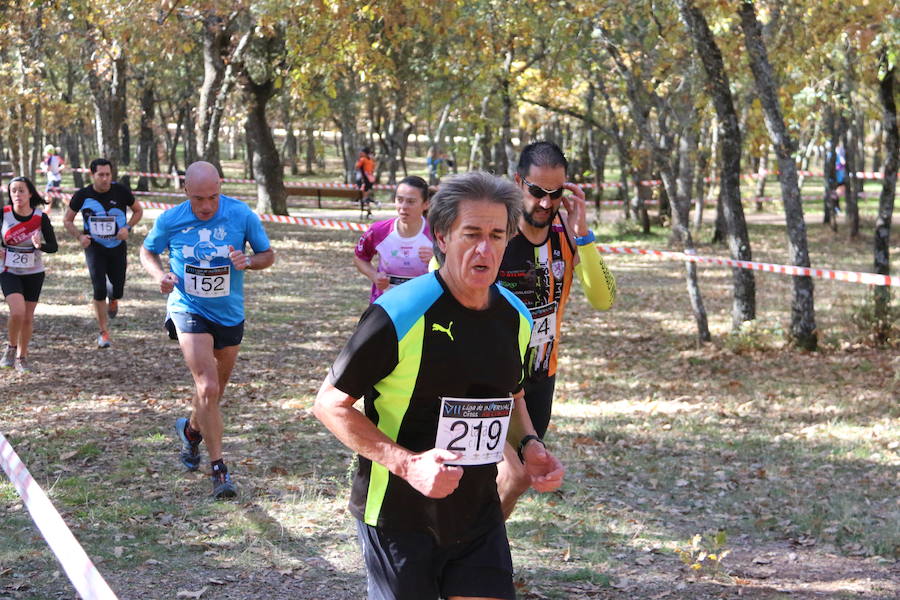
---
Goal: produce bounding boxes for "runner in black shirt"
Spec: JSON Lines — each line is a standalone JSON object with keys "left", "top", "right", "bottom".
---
{"left": 63, "top": 158, "right": 143, "bottom": 348}
{"left": 315, "top": 172, "right": 564, "bottom": 600}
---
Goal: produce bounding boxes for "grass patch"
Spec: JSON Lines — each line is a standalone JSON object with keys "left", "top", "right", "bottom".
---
{"left": 0, "top": 194, "right": 897, "bottom": 599}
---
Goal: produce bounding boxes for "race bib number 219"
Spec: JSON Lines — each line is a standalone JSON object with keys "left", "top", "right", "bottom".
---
{"left": 435, "top": 397, "right": 512, "bottom": 466}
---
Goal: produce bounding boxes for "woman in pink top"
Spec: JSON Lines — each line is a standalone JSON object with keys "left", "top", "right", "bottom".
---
{"left": 353, "top": 176, "right": 433, "bottom": 302}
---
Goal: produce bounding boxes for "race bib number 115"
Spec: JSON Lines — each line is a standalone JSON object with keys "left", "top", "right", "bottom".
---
{"left": 435, "top": 397, "right": 512, "bottom": 465}
{"left": 88, "top": 216, "right": 117, "bottom": 238}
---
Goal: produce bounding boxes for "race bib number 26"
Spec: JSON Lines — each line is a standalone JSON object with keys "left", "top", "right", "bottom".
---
{"left": 4, "top": 247, "right": 35, "bottom": 269}
{"left": 435, "top": 397, "right": 512, "bottom": 466}
{"left": 184, "top": 264, "right": 230, "bottom": 298}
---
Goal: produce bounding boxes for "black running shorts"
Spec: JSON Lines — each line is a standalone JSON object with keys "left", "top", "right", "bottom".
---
{"left": 166, "top": 311, "right": 244, "bottom": 349}
{"left": 523, "top": 373, "right": 557, "bottom": 439}
{"left": 356, "top": 519, "right": 515, "bottom": 600}
{"left": 1, "top": 271, "right": 45, "bottom": 303}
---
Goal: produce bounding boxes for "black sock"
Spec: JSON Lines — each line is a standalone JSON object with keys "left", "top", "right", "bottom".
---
{"left": 211, "top": 459, "right": 227, "bottom": 474}
{"left": 185, "top": 422, "right": 202, "bottom": 443}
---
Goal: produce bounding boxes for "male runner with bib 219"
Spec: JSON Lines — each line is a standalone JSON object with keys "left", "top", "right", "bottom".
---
{"left": 315, "top": 172, "right": 563, "bottom": 600}
{"left": 140, "top": 161, "right": 274, "bottom": 499}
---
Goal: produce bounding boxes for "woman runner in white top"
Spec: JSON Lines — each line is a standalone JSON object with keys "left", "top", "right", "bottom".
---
{"left": 353, "top": 176, "right": 434, "bottom": 303}
{"left": 0, "top": 177, "right": 58, "bottom": 372}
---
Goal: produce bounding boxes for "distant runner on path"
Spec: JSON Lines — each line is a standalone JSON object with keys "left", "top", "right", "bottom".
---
{"left": 140, "top": 161, "right": 275, "bottom": 499}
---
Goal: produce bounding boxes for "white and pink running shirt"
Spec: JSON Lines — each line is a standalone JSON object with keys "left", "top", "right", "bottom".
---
{"left": 355, "top": 216, "right": 433, "bottom": 302}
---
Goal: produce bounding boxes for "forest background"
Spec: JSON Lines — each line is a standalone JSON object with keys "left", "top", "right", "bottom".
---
{"left": 0, "top": 1, "right": 899, "bottom": 599}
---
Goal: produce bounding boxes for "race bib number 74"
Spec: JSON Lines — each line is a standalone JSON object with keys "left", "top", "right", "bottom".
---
{"left": 435, "top": 397, "right": 513, "bottom": 466}
{"left": 529, "top": 302, "right": 557, "bottom": 348}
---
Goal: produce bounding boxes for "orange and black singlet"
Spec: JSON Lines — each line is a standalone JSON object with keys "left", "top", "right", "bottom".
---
{"left": 496, "top": 214, "right": 575, "bottom": 378}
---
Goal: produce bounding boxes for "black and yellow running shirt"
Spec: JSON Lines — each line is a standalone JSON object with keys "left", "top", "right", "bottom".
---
{"left": 329, "top": 271, "right": 532, "bottom": 544}
{"left": 496, "top": 215, "right": 575, "bottom": 378}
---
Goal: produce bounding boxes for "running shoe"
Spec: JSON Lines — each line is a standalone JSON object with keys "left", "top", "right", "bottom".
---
{"left": 108, "top": 299, "right": 119, "bottom": 319}
{"left": 0, "top": 345, "right": 14, "bottom": 368}
{"left": 211, "top": 470, "right": 237, "bottom": 499}
{"left": 97, "top": 331, "right": 111, "bottom": 348}
{"left": 175, "top": 417, "right": 201, "bottom": 471}
{"left": 14, "top": 357, "right": 30, "bottom": 373}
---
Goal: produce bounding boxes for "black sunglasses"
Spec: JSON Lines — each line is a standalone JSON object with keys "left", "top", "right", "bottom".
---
{"left": 521, "top": 176, "right": 564, "bottom": 200}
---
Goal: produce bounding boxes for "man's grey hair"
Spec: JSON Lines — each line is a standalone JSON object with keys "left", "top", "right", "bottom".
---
{"left": 429, "top": 171, "right": 522, "bottom": 264}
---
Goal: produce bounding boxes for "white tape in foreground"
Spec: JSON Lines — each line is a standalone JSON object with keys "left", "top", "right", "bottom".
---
{"left": 0, "top": 433, "right": 119, "bottom": 600}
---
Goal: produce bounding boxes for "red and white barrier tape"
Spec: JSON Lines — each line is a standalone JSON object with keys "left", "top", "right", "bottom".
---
{"left": 64, "top": 167, "right": 396, "bottom": 190}
{"left": 130, "top": 199, "right": 894, "bottom": 285}
{"left": 0, "top": 433, "right": 119, "bottom": 600}
{"left": 138, "top": 201, "right": 368, "bottom": 232}
{"left": 597, "top": 244, "right": 897, "bottom": 287}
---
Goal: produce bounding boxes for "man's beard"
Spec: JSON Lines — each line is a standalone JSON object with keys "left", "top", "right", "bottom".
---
{"left": 523, "top": 206, "right": 558, "bottom": 229}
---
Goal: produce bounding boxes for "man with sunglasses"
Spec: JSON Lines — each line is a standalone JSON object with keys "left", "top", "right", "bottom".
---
{"left": 496, "top": 141, "right": 616, "bottom": 518}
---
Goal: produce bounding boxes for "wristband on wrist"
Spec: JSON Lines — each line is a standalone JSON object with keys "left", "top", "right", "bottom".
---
{"left": 517, "top": 434, "right": 545, "bottom": 463}
{"left": 124, "top": 224, "right": 132, "bottom": 231}
{"left": 574, "top": 229, "right": 595, "bottom": 246}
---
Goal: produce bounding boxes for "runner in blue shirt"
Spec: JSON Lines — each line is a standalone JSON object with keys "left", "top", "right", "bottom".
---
{"left": 141, "top": 161, "right": 275, "bottom": 499}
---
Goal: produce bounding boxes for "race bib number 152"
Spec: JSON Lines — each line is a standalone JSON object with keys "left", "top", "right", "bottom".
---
{"left": 184, "top": 264, "right": 230, "bottom": 298}
{"left": 435, "top": 397, "right": 512, "bottom": 466}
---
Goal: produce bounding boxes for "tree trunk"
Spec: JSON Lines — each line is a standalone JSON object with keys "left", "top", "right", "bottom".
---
{"left": 242, "top": 77, "right": 286, "bottom": 215}
{"left": 693, "top": 125, "right": 709, "bottom": 231}
{"left": 823, "top": 101, "right": 840, "bottom": 230}
{"left": 633, "top": 149, "right": 652, "bottom": 234}
{"left": 281, "top": 97, "right": 298, "bottom": 177}
{"left": 753, "top": 148, "right": 769, "bottom": 210}
{"left": 184, "top": 107, "right": 198, "bottom": 165}
{"left": 843, "top": 117, "right": 860, "bottom": 237}
{"left": 121, "top": 121, "right": 131, "bottom": 166}
{"left": 738, "top": 0, "right": 815, "bottom": 349}
{"left": 30, "top": 103, "right": 42, "bottom": 180}
{"left": 871, "top": 119, "right": 883, "bottom": 172}
{"left": 597, "top": 79, "right": 632, "bottom": 218}
{"left": 677, "top": 0, "right": 756, "bottom": 329}
{"left": 797, "top": 119, "right": 820, "bottom": 189}
{"left": 873, "top": 54, "right": 897, "bottom": 344}
{"left": 62, "top": 124, "right": 84, "bottom": 189}
{"left": 86, "top": 51, "right": 127, "bottom": 176}
{"left": 676, "top": 129, "right": 711, "bottom": 343}
{"left": 304, "top": 124, "right": 315, "bottom": 175}
{"left": 243, "top": 118, "right": 254, "bottom": 180}
{"left": 498, "top": 45, "right": 516, "bottom": 179}
{"left": 196, "top": 15, "right": 249, "bottom": 173}
{"left": 136, "top": 83, "right": 156, "bottom": 191}
{"left": 165, "top": 104, "right": 185, "bottom": 175}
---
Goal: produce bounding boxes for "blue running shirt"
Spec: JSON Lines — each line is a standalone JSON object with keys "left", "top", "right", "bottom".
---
{"left": 143, "top": 195, "right": 271, "bottom": 326}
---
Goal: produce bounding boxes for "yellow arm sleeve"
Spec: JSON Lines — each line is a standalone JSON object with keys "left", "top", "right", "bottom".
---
{"left": 574, "top": 243, "right": 616, "bottom": 310}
